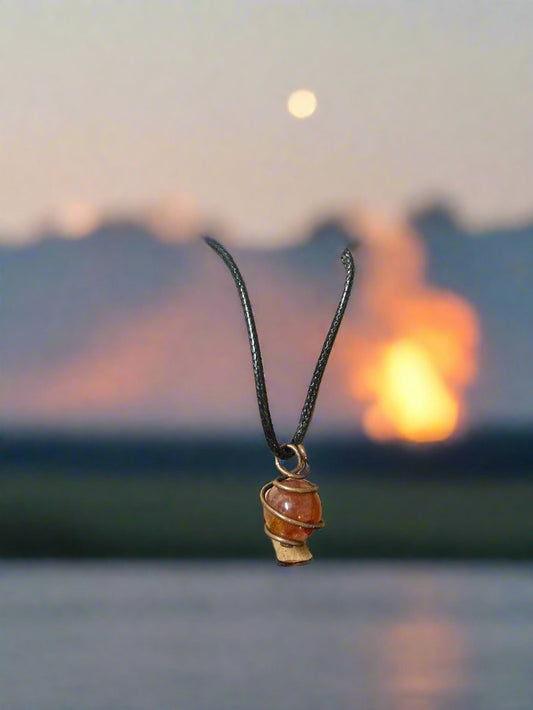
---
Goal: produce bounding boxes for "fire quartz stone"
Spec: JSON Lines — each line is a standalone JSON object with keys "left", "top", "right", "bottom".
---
{"left": 264, "top": 478, "right": 322, "bottom": 542}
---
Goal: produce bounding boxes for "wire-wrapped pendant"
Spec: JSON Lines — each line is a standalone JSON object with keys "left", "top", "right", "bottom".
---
{"left": 260, "top": 443, "right": 324, "bottom": 565}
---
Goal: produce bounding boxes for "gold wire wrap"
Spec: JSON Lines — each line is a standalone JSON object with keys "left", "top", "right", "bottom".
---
{"left": 260, "top": 482, "right": 325, "bottom": 531}
{"left": 260, "top": 443, "right": 325, "bottom": 565}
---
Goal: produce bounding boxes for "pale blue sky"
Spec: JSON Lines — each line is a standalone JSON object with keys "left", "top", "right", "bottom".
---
{"left": 1, "top": 0, "right": 532, "bottom": 243}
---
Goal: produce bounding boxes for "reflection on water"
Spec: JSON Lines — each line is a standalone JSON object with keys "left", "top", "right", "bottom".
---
{"left": 379, "top": 616, "right": 468, "bottom": 710}
{"left": 1, "top": 562, "right": 533, "bottom": 710}
{"left": 370, "top": 576, "right": 470, "bottom": 709}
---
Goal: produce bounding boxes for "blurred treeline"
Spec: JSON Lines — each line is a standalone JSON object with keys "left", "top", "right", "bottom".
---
{"left": 1, "top": 430, "right": 532, "bottom": 559}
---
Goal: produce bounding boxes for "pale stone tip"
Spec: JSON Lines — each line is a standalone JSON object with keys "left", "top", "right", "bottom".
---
{"left": 271, "top": 540, "right": 313, "bottom": 566}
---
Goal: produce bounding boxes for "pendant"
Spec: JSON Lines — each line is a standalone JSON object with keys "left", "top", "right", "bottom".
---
{"left": 260, "top": 443, "right": 325, "bottom": 565}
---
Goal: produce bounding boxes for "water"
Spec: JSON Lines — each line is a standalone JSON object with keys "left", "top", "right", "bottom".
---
{"left": 1, "top": 562, "right": 533, "bottom": 710}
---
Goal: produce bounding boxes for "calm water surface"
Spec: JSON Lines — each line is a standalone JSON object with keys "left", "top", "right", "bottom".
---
{"left": 1, "top": 562, "right": 533, "bottom": 710}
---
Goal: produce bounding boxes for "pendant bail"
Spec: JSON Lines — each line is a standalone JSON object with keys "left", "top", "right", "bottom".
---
{"left": 274, "top": 442, "right": 310, "bottom": 479}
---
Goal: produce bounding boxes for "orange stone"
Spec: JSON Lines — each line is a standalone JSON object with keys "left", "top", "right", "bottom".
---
{"left": 264, "top": 479, "right": 322, "bottom": 542}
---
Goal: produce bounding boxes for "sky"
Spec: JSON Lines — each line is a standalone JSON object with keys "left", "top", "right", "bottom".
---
{"left": 1, "top": 0, "right": 532, "bottom": 245}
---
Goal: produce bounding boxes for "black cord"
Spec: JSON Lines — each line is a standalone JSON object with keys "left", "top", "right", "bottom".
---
{"left": 205, "top": 237, "right": 355, "bottom": 460}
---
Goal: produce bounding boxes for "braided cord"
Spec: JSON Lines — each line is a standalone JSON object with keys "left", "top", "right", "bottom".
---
{"left": 205, "top": 237, "right": 355, "bottom": 460}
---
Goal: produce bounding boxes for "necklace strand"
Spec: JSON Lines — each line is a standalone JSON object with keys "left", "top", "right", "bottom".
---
{"left": 205, "top": 237, "right": 355, "bottom": 460}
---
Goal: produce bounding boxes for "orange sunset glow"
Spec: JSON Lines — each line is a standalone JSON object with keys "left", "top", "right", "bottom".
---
{"left": 54, "top": 201, "right": 100, "bottom": 238}
{"left": 346, "top": 212, "right": 479, "bottom": 443}
{"left": 362, "top": 339, "right": 459, "bottom": 442}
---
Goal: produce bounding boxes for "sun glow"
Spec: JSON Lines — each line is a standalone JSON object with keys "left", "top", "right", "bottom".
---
{"left": 346, "top": 211, "right": 479, "bottom": 443}
{"left": 362, "top": 340, "right": 459, "bottom": 442}
{"left": 287, "top": 89, "right": 317, "bottom": 119}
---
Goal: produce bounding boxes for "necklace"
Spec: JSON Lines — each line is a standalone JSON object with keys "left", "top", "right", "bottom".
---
{"left": 205, "top": 237, "right": 355, "bottom": 565}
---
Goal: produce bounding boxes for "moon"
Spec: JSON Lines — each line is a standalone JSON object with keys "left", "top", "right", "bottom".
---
{"left": 287, "top": 89, "right": 317, "bottom": 119}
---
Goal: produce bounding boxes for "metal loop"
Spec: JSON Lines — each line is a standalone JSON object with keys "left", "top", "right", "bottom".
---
{"left": 274, "top": 443, "right": 309, "bottom": 479}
